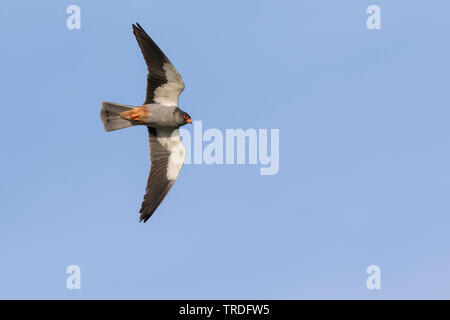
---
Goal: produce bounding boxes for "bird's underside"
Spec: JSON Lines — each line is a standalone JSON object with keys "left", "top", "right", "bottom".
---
{"left": 120, "top": 106, "right": 148, "bottom": 123}
{"left": 100, "top": 23, "right": 190, "bottom": 222}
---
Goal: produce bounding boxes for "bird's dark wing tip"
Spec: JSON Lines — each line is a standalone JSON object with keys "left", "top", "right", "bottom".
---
{"left": 132, "top": 23, "right": 145, "bottom": 32}
{"left": 139, "top": 214, "right": 150, "bottom": 223}
{"left": 132, "top": 23, "right": 141, "bottom": 33}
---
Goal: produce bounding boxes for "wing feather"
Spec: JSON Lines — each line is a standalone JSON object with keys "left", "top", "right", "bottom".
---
{"left": 139, "top": 127, "right": 186, "bottom": 222}
{"left": 132, "top": 23, "right": 185, "bottom": 107}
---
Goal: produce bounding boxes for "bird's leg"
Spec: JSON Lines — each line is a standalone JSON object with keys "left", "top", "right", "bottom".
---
{"left": 120, "top": 106, "right": 148, "bottom": 123}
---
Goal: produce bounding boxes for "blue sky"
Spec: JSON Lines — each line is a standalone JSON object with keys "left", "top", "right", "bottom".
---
{"left": 1, "top": 0, "right": 450, "bottom": 299}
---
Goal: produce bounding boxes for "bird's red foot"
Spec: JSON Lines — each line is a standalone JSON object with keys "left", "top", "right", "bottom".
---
{"left": 120, "top": 106, "right": 148, "bottom": 123}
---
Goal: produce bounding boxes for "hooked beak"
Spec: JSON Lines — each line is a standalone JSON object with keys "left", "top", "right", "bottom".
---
{"left": 187, "top": 118, "right": 192, "bottom": 124}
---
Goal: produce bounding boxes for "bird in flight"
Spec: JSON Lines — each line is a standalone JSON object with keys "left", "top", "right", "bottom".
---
{"left": 101, "top": 23, "right": 191, "bottom": 222}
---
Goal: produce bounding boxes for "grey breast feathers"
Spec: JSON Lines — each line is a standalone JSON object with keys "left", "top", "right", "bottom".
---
{"left": 146, "top": 104, "right": 180, "bottom": 128}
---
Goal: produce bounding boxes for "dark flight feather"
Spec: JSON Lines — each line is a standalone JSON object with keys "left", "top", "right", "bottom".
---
{"left": 132, "top": 23, "right": 184, "bottom": 106}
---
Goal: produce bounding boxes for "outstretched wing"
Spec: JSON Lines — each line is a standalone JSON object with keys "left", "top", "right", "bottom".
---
{"left": 139, "top": 127, "right": 186, "bottom": 222}
{"left": 132, "top": 23, "right": 185, "bottom": 107}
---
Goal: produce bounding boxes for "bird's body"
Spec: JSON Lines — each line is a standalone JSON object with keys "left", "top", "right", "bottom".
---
{"left": 100, "top": 23, "right": 191, "bottom": 222}
{"left": 119, "top": 104, "right": 188, "bottom": 128}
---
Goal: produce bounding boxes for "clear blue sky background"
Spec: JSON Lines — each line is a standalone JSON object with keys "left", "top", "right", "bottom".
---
{"left": 1, "top": 0, "right": 449, "bottom": 299}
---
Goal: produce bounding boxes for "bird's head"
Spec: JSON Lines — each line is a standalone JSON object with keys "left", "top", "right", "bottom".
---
{"left": 175, "top": 108, "right": 192, "bottom": 126}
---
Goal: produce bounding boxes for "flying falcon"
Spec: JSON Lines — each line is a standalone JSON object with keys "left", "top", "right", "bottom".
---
{"left": 100, "top": 23, "right": 191, "bottom": 222}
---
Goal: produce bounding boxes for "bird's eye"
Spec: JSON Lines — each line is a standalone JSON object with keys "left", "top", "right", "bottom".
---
{"left": 183, "top": 115, "right": 188, "bottom": 119}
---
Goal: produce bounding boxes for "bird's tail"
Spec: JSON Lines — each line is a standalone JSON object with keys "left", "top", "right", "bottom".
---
{"left": 101, "top": 101, "right": 136, "bottom": 132}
